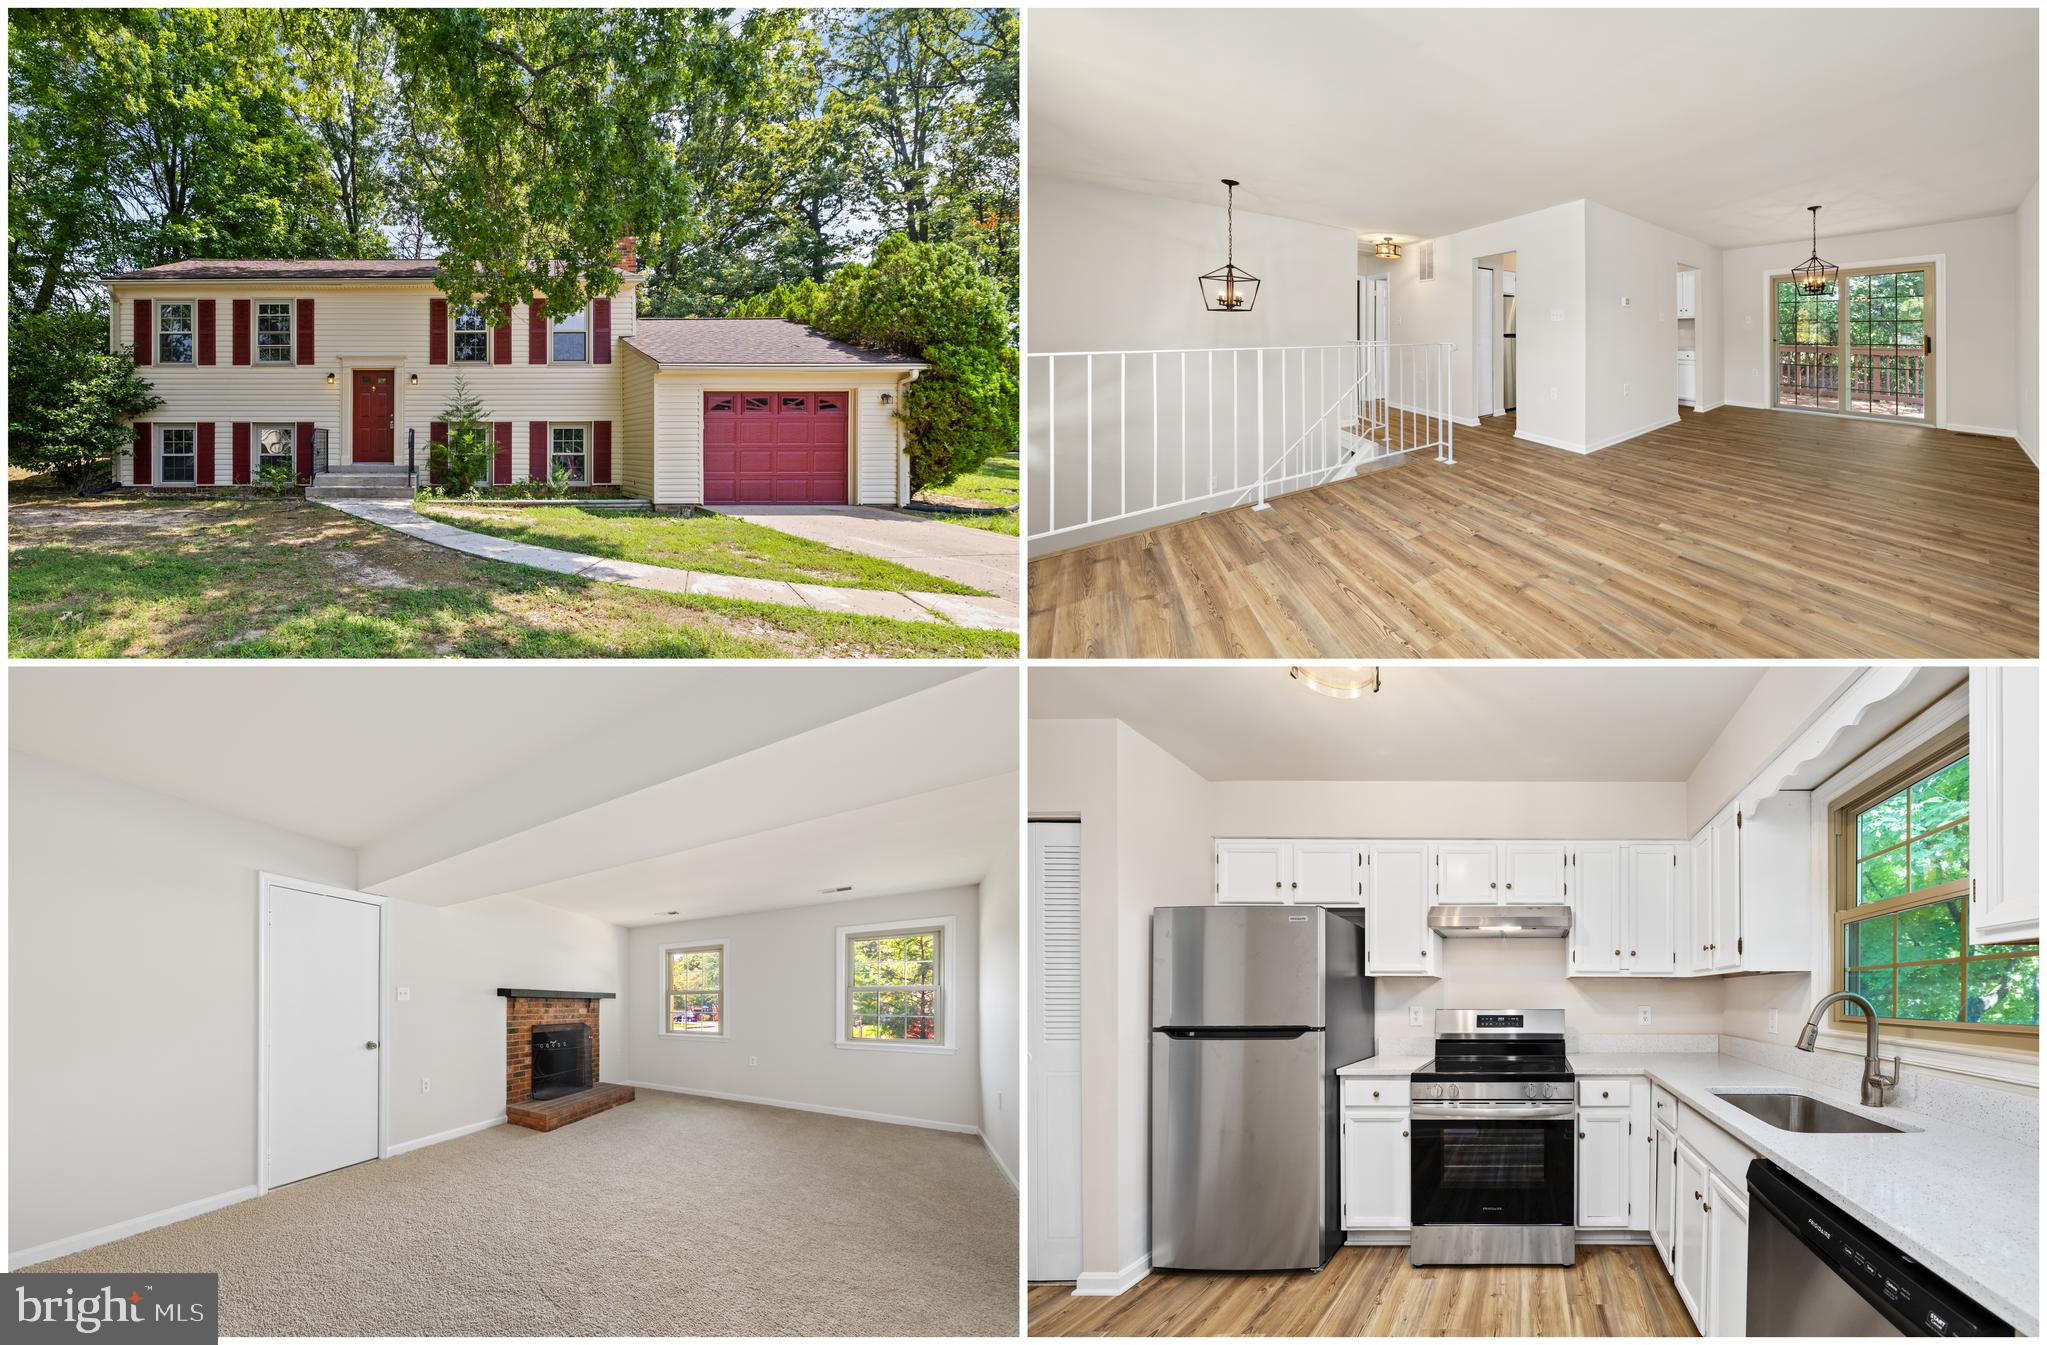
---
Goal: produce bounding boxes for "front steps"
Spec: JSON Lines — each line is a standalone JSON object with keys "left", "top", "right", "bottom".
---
{"left": 304, "top": 464, "right": 414, "bottom": 501}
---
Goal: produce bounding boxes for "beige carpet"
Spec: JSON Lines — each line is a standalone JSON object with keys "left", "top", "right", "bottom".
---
{"left": 27, "top": 1090, "right": 1019, "bottom": 1336}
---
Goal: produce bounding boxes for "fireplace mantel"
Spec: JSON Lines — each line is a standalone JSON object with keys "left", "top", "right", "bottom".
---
{"left": 496, "top": 988, "right": 617, "bottom": 1000}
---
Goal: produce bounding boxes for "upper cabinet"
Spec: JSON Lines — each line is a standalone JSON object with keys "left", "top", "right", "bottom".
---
{"left": 1569, "top": 844, "right": 1625, "bottom": 974}
{"left": 1675, "top": 269, "right": 1699, "bottom": 318}
{"left": 1970, "top": 666, "right": 2040, "bottom": 943}
{"left": 1431, "top": 841, "right": 1565, "bottom": 904}
{"left": 1434, "top": 842, "right": 1499, "bottom": 902}
{"left": 1215, "top": 839, "right": 1290, "bottom": 903}
{"left": 1294, "top": 842, "right": 1365, "bottom": 907}
{"left": 1213, "top": 839, "right": 1362, "bottom": 906}
{"left": 1503, "top": 843, "right": 1568, "bottom": 902}
{"left": 1625, "top": 844, "right": 1683, "bottom": 975}
{"left": 1570, "top": 843, "right": 1682, "bottom": 977}
{"left": 1366, "top": 843, "right": 1439, "bottom": 977}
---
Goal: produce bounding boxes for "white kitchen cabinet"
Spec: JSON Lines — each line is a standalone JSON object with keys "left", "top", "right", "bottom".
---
{"left": 1652, "top": 1117, "right": 1678, "bottom": 1270}
{"left": 1971, "top": 665, "right": 2040, "bottom": 943}
{"left": 1433, "top": 842, "right": 1499, "bottom": 902}
{"left": 1710, "top": 805, "right": 1741, "bottom": 970}
{"left": 1293, "top": 842, "right": 1364, "bottom": 907}
{"left": 1628, "top": 1085, "right": 1654, "bottom": 1233}
{"left": 1686, "top": 828, "right": 1715, "bottom": 974}
{"left": 1568, "top": 844, "right": 1624, "bottom": 974}
{"left": 1366, "top": 843, "right": 1439, "bottom": 976}
{"left": 1676, "top": 353, "right": 1698, "bottom": 403}
{"left": 1575, "top": 1089, "right": 1630, "bottom": 1229}
{"left": 1340, "top": 1105, "right": 1411, "bottom": 1230}
{"left": 1626, "top": 844, "right": 1681, "bottom": 974}
{"left": 1675, "top": 269, "right": 1698, "bottom": 318}
{"left": 1672, "top": 1141, "right": 1709, "bottom": 1322}
{"left": 1703, "top": 1168, "right": 1750, "bottom": 1338}
{"left": 1215, "top": 840, "right": 1289, "bottom": 903}
{"left": 1502, "top": 842, "right": 1567, "bottom": 902}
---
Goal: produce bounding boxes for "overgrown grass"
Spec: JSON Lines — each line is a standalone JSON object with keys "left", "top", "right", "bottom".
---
{"left": 417, "top": 502, "right": 985, "bottom": 594}
{"left": 912, "top": 451, "right": 1020, "bottom": 534}
{"left": 7, "top": 500, "right": 1014, "bottom": 659}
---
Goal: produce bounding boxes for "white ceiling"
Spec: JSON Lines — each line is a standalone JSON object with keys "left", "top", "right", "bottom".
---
{"left": 10, "top": 666, "right": 1017, "bottom": 926}
{"left": 1029, "top": 8, "right": 2039, "bottom": 249}
{"left": 1029, "top": 666, "right": 1775, "bottom": 782}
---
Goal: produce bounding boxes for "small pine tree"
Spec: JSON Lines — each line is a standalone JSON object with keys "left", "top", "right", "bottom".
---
{"left": 434, "top": 374, "right": 494, "bottom": 494}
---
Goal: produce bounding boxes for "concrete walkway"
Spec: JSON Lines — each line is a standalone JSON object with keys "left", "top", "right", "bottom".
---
{"left": 320, "top": 499, "right": 1017, "bottom": 632}
{"left": 714, "top": 504, "right": 1019, "bottom": 606}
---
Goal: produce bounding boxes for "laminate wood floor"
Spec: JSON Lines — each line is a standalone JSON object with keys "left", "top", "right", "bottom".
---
{"left": 1026, "top": 1244, "right": 1697, "bottom": 1337}
{"left": 1027, "top": 407, "right": 2039, "bottom": 658}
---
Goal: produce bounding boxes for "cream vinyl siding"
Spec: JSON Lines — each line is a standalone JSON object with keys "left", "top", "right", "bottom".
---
{"left": 645, "top": 367, "right": 914, "bottom": 507}
{"left": 108, "top": 278, "right": 640, "bottom": 484}
{"left": 617, "top": 345, "right": 658, "bottom": 499}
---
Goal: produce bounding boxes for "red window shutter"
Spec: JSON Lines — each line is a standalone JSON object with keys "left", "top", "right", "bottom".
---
{"left": 430, "top": 298, "right": 448, "bottom": 365}
{"left": 495, "top": 305, "right": 513, "bottom": 364}
{"left": 430, "top": 420, "right": 448, "bottom": 446}
{"left": 132, "top": 422, "right": 152, "bottom": 484}
{"left": 593, "top": 420, "right": 612, "bottom": 484}
{"left": 231, "top": 422, "right": 251, "bottom": 484}
{"left": 295, "top": 420, "right": 314, "bottom": 479}
{"left": 528, "top": 300, "right": 547, "bottom": 365}
{"left": 232, "top": 299, "right": 251, "bottom": 366}
{"left": 296, "top": 298, "right": 314, "bottom": 365}
{"left": 196, "top": 422, "right": 216, "bottom": 484}
{"left": 494, "top": 420, "right": 513, "bottom": 484}
{"left": 529, "top": 420, "right": 548, "bottom": 481}
{"left": 133, "top": 300, "right": 151, "bottom": 365}
{"left": 592, "top": 297, "right": 611, "bottom": 364}
{"left": 197, "top": 300, "right": 216, "bottom": 366}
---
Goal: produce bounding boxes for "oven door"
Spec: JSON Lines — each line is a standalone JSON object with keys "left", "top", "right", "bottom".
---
{"left": 1410, "top": 1100, "right": 1575, "bottom": 1227}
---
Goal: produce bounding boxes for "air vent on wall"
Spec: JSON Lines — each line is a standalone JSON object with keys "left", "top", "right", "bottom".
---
{"left": 1418, "top": 241, "right": 1435, "bottom": 282}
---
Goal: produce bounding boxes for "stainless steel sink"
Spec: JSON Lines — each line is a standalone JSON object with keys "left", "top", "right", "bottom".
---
{"left": 1714, "top": 1091, "right": 1906, "bottom": 1134}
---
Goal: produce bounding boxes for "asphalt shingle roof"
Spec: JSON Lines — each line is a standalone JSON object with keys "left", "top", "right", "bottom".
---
{"left": 625, "top": 318, "right": 922, "bottom": 368}
{"left": 103, "top": 258, "right": 443, "bottom": 281}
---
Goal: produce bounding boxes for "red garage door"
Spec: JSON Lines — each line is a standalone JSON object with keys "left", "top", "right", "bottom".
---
{"left": 703, "top": 391, "right": 849, "bottom": 504}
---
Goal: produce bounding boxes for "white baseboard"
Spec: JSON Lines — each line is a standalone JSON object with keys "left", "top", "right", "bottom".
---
{"left": 1073, "top": 1253, "right": 1152, "bottom": 1297}
{"left": 1512, "top": 428, "right": 1590, "bottom": 455}
{"left": 1722, "top": 397, "right": 1769, "bottom": 410}
{"left": 9, "top": 1185, "right": 260, "bottom": 1270}
{"left": 1577, "top": 1229, "right": 1655, "bottom": 1245}
{"left": 1948, "top": 422, "right": 2021, "bottom": 440}
{"left": 626, "top": 1079, "right": 979, "bottom": 1135}
{"left": 978, "top": 1129, "right": 1019, "bottom": 1191}
{"left": 2018, "top": 430, "right": 2039, "bottom": 465}
{"left": 1344, "top": 1229, "right": 1412, "bottom": 1245}
{"left": 388, "top": 1114, "right": 505, "bottom": 1157}
{"left": 1693, "top": 399, "right": 1725, "bottom": 413}
{"left": 1585, "top": 414, "right": 1679, "bottom": 453}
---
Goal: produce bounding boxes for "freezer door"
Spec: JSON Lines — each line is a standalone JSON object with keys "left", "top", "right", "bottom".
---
{"left": 1151, "top": 1029, "right": 1328, "bottom": 1270}
{"left": 1153, "top": 906, "right": 1324, "bottom": 1029}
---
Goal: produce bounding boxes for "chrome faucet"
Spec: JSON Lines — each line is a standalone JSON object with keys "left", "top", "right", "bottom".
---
{"left": 1797, "top": 992, "right": 1899, "bottom": 1107}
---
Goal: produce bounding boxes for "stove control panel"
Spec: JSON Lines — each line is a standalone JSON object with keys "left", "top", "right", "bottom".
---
{"left": 1419, "top": 1082, "right": 1459, "bottom": 1100}
{"left": 1522, "top": 1082, "right": 1562, "bottom": 1099}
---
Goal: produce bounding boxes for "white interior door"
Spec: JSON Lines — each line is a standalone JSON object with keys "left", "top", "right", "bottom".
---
{"left": 1028, "top": 822, "right": 1083, "bottom": 1281}
{"left": 263, "top": 878, "right": 382, "bottom": 1189}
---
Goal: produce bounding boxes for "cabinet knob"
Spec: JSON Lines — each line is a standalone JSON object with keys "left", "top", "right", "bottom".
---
{"left": 1614, "top": 949, "right": 1621, "bottom": 957}
{"left": 1402, "top": 1130, "right": 1409, "bottom": 1139}
{"left": 1655, "top": 1101, "right": 1663, "bottom": 1109}
{"left": 1275, "top": 881, "right": 1282, "bottom": 889}
{"left": 1694, "top": 1190, "right": 1703, "bottom": 1201}
{"left": 1506, "top": 882, "right": 1514, "bottom": 890}
{"left": 1703, "top": 1203, "right": 1713, "bottom": 1214}
{"left": 1601, "top": 1090, "right": 1609, "bottom": 1099}
{"left": 1647, "top": 1135, "right": 1654, "bottom": 1144}
{"left": 1372, "top": 1089, "right": 1380, "bottom": 1098}
{"left": 1578, "top": 1131, "right": 1586, "bottom": 1139}
{"left": 1420, "top": 948, "right": 1428, "bottom": 957}
{"left": 1490, "top": 881, "right": 1498, "bottom": 889}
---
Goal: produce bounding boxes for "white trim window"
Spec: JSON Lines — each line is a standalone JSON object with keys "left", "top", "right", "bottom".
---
{"left": 157, "top": 301, "right": 195, "bottom": 364}
{"left": 453, "top": 306, "right": 488, "bottom": 364}
{"left": 158, "top": 424, "right": 198, "bottom": 485}
{"left": 257, "top": 424, "right": 295, "bottom": 476}
{"left": 661, "top": 941, "right": 726, "bottom": 1037}
{"left": 550, "top": 424, "right": 587, "bottom": 484}
{"left": 550, "top": 306, "right": 587, "bottom": 363}
{"left": 836, "top": 917, "right": 955, "bottom": 1051}
{"left": 255, "top": 300, "right": 294, "bottom": 364}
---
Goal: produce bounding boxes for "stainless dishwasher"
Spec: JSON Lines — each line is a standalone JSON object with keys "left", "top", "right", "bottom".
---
{"left": 1747, "top": 1160, "right": 2013, "bottom": 1336}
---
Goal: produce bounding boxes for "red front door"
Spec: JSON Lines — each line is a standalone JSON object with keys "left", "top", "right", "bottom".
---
{"left": 703, "top": 391, "right": 849, "bottom": 504}
{"left": 352, "top": 369, "right": 395, "bottom": 463}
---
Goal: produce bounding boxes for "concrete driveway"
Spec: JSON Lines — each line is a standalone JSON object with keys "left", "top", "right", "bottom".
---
{"left": 713, "top": 505, "right": 1020, "bottom": 608}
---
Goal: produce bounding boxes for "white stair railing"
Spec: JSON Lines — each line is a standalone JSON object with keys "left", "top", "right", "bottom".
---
{"left": 1025, "top": 341, "right": 1455, "bottom": 552}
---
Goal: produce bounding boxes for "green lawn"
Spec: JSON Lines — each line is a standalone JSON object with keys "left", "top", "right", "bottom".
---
{"left": 417, "top": 502, "right": 985, "bottom": 595}
{"left": 912, "top": 451, "right": 1019, "bottom": 534}
{"left": 7, "top": 500, "right": 1014, "bottom": 659}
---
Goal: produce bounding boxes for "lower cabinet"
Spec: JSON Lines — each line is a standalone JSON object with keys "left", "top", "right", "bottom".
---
{"left": 1672, "top": 1142, "right": 1710, "bottom": 1321}
{"left": 1651, "top": 1117, "right": 1678, "bottom": 1270}
{"left": 1703, "top": 1168, "right": 1750, "bottom": 1338}
{"left": 1662, "top": 1104, "right": 1758, "bottom": 1337}
{"left": 1576, "top": 1108, "right": 1630, "bottom": 1228}
{"left": 1340, "top": 1102, "right": 1411, "bottom": 1230}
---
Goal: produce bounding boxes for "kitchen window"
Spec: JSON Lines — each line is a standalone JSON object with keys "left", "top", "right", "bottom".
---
{"left": 158, "top": 425, "right": 197, "bottom": 484}
{"left": 255, "top": 301, "right": 294, "bottom": 364}
{"left": 157, "top": 302, "right": 194, "bottom": 364}
{"left": 1833, "top": 730, "right": 2036, "bottom": 1036}
{"left": 662, "top": 942, "right": 725, "bottom": 1037}
{"left": 551, "top": 306, "right": 587, "bottom": 363}
{"left": 452, "top": 306, "right": 488, "bottom": 363}
{"left": 257, "top": 425, "right": 294, "bottom": 476}
{"left": 837, "top": 919, "right": 951, "bottom": 1050}
{"left": 550, "top": 425, "right": 587, "bottom": 484}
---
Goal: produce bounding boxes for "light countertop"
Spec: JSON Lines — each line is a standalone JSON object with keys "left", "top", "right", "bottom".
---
{"left": 1339, "top": 1048, "right": 2036, "bottom": 1331}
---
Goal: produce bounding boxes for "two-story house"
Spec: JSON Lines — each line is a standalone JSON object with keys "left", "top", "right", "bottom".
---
{"left": 102, "top": 241, "right": 927, "bottom": 508}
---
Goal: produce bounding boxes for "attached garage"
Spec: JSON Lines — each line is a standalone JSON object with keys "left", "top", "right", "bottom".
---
{"left": 617, "top": 319, "right": 926, "bottom": 510}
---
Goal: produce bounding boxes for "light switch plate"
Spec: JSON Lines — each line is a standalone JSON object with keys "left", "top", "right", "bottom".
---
{"left": 1768, "top": 1008, "right": 1780, "bottom": 1035}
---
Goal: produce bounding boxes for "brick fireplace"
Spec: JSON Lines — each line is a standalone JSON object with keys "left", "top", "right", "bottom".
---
{"left": 498, "top": 988, "right": 635, "bottom": 1131}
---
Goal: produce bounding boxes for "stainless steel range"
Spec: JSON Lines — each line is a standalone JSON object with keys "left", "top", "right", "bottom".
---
{"left": 1409, "top": 1008, "right": 1576, "bottom": 1267}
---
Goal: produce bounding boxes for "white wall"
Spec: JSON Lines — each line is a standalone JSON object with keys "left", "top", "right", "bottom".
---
{"left": 1583, "top": 202, "right": 1723, "bottom": 446}
{"left": 625, "top": 888, "right": 984, "bottom": 1133}
{"left": 1718, "top": 210, "right": 2020, "bottom": 436}
{"left": 9, "top": 752, "right": 357, "bottom": 1256}
{"left": 1684, "top": 667, "right": 1859, "bottom": 833}
{"left": 1209, "top": 780, "right": 1687, "bottom": 840}
{"left": 1376, "top": 942, "right": 1728, "bottom": 1041}
{"left": 2018, "top": 182, "right": 2039, "bottom": 462}
{"left": 978, "top": 846, "right": 1021, "bottom": 1184}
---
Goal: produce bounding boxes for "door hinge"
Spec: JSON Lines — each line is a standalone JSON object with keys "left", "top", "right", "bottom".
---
{"left": 1737, "top": 937, "right": 1743, "bottom": 954}
{"left": 1736, "top": 810, "right": 1743, "bottom": 829}
{"left": 1571, "top": 949, "right": 1577, "bottom": 962}
{"left": 1434, "top": 882, "right": 1440, "bottom": 895}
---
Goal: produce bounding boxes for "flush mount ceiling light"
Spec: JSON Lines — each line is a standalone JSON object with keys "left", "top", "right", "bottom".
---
{"left": 819, "top": 884, "right": 854, "bottom": 895}
{"left": 1199, "top": 178, "right": 1260, "bottom": 313}
{"left": 1374, "top": 237, "right": 1402, "bottom": 261}
{"left": 1792, "top": 205, "right": 1839, "bottom": 296}
{"left": 1289, "top": 664, "right": 1381, "bottom": 699}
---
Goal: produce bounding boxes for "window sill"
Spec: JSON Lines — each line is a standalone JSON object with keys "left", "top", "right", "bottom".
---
{"left": 655, "top": 1031, "right": 729, "bottom": 1043}
{"left": 833, "top": 1040, "right": 955, "bottom": 1055}
{"left": 1812, "top": 1026, "right": 2038, "bottom": 1088}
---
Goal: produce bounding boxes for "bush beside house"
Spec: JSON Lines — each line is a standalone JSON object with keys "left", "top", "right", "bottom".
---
{"left": 8, "top": 310, "right": 163, "bottom": 489}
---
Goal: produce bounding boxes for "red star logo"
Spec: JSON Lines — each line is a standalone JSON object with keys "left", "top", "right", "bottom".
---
{"left": 128, "top": 1293, "right": 141, "bottom": 1304}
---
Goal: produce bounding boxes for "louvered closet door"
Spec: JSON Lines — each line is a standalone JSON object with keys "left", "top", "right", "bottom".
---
{"left": 1029, "top": 821, "right": 1083, "bottom": 1282}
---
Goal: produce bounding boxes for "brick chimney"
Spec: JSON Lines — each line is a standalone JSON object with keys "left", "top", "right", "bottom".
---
{"left": 617, "top": 236, "right": 638, "bottom": 272}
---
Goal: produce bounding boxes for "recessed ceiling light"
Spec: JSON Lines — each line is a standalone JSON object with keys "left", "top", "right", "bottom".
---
{"left": 820, "top": 885, "right": 854, "bottom": 895}
{"left": 1289, "top": 665, "right": 1381, "bottom": 700}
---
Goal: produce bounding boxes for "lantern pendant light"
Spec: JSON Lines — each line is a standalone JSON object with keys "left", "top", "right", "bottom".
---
{"left": 1200, "top": 179, "right": 1260, "bottom": 313}
{"left": 1374, "top": 237, "right": 1402, "bottom": 261}
{"left": 1792, "top": 205, "right": 1839, "bottom": 296}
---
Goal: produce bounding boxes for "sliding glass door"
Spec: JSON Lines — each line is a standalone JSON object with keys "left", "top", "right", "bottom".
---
{"left": 1770, "top": 263, "right": 1935, "bottom": 422}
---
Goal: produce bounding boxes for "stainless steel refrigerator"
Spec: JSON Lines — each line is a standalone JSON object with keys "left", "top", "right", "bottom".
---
{"left": 1151, "top": 906, "right": 1377, "bottom": 1272}
{"left": 1502, "top": 292, "right": 1518, "bottom": 412}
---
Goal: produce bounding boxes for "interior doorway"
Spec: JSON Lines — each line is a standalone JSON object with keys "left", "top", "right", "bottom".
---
{"left": 1474, "top": 251, "right": 1517, "bottom": 418}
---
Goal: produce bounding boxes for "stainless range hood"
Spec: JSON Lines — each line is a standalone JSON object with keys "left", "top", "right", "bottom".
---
{"left": 1427, "top": 905, "right": 1572, "bottom": 938}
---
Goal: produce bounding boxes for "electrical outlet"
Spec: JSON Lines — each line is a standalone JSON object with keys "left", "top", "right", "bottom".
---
{"left": 748, "top": 1055, "right": 758, "bottom": 1067}
{"left": 396, "top": 986, "right": 411, "bottom": 1002}
{"left": 1408, "top": 1005, "right": 1425, "bottom": 1027}
{"left": 421, "top": 1077, "right": 431, "bottom": 1094}
{"left": 1623, "top": 382, "right": 1631, "bottom": 399}
{"left": 1768, "top": 1008, "right": 1780, "bottom": 1035}
{"left": 1621, "top": 296, "right": 1631, "bottom": 308}
{"left": 1637, "top": 1005, "right": 1652, "bottom": 1026}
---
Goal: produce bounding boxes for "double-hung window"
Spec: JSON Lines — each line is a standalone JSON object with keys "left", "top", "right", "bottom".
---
{"left": 157, "top": 302, "right": 194, "bottom": 364}
{"left": 257, "top": 425, "right": 294, "bottom": 476}
{"left": 551, "top": 307, "right": 587, "bottom": 363}
{"left": 255, "top": 301, "right": 293, "bottom": 364}
{"left": 158, "top": 426, "right": 197, "bottom": 484}
{"left": 550, "top": 425, "right": 587, "bottom": 484}
{"left": 1834, "top": 735, "right": 2037, "bottom": 1035}
{"left": 453, "top": 306, "right": 488, "bottom": 363}
{"left": 662, "top": 943, "right": 725, "bottom": 1037}
{"left": 838, "top": 919, "right": 951, "bottom": 1049}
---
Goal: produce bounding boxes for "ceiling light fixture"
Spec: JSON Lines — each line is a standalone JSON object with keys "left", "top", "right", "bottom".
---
{"left": 1289, "top": 664, "right": 1381, "bottom": 700}
{"left": 1200, "top": 179, "right": 1260, "bottom": 313}
{"left": 1792, "top": 205, "right": 1839, "bottom": 296}
{"left": 819, "top": 885, "right": 854, "bottom": 895}
{"left": 1374, "top": 237, "right": 1402, "bottom": 261}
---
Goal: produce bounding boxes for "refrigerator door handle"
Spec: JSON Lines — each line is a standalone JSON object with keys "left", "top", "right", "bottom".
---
{"left": 1157, "top": 1026, "right": 1314, "bottom": 1041}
